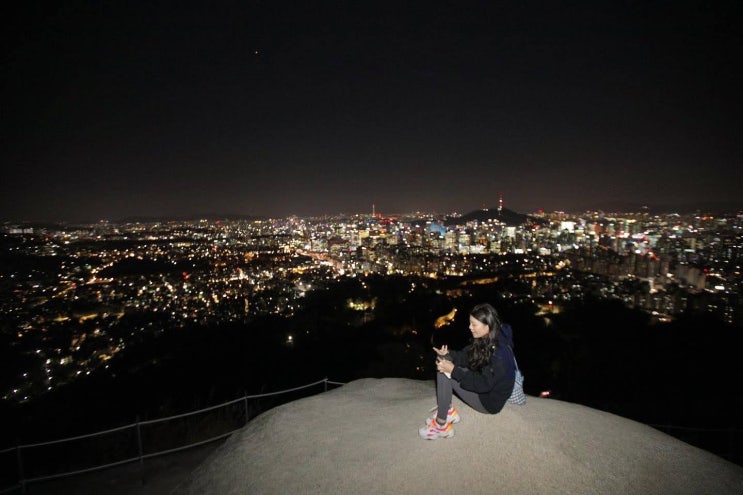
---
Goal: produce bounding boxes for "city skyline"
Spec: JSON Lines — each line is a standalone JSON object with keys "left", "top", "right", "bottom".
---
{"left": 2, "top": 185, "right": 742, "bottom": 473}
{"left": 2, "top": 197, "right": 741, "bottom": 225}
{"left": 3, "top": 2, "right": 742, "bottom": 222}
{"left": 3, "top": 204, "right": 741, "bottom": 405}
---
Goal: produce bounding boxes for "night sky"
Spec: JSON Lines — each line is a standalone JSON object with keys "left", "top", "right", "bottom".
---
{"left": 3, "top": 1, "right": 742, "bottom": 222}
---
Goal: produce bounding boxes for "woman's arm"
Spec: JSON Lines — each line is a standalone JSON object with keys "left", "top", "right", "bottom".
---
{"left": 433, "top": 345, "right": 468, "bottom": 367}
{"left": 446, "top": 347, "right": 468, "bottom": 367}
{"left": 451, "top": 357, "right": 506, "bottom": 393}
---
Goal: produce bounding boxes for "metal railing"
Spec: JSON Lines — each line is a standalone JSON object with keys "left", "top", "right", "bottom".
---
{"left": 0, "top": 378, "right": 345, "bottom": 493}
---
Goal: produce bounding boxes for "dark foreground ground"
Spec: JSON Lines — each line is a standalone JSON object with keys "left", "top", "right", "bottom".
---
{"left": 15, "top": 439, "right": 224, "bottom": 495}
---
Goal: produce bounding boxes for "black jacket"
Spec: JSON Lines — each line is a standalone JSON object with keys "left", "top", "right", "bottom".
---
{"left": 448, "top": 324, "right": 517, "bottom": 413}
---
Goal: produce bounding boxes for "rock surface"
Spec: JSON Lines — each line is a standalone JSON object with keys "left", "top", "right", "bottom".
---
{"left": 180, "top": 378, "right": 743, "bottom": 494}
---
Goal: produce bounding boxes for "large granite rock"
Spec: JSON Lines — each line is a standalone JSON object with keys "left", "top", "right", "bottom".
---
{"left": 180, "top": 378, "right": 743, "bottom": 494}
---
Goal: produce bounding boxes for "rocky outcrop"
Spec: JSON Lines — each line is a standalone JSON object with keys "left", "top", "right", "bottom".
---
{"left": 180, "top": 378, "right": 743, "bottom": 494}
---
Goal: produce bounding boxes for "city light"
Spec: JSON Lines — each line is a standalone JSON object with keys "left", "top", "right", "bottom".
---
{"left": 1, "top": 209, "right": 741, "bottom": 403}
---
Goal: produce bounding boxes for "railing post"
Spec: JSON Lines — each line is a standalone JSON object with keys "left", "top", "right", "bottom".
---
{"left": 16, "top": 444, "right": 26, "bottom": 494}
{"left": 244, "top": 393, "right": 250, "bottom": 425}
{"left": 324, "top": 378, "right": 328, "bottom": 393}
{"left": 136, "top": 416, "right": 145, "bottom": 485}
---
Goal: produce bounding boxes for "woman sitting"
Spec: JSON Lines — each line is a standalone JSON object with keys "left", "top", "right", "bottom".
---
{"left": 420, "top": 303, "right": 516, "bottom": 439}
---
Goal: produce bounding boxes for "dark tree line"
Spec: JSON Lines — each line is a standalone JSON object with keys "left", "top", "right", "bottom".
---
{"left": 2, "top": 275, "right": 742, "bottom": 465}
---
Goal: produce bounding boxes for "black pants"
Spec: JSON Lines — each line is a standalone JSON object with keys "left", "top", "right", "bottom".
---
{"left": 436, "top": 371, "right": 489, "bottom": 421}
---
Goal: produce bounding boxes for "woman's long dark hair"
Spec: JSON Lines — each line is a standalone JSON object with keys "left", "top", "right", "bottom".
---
{"left": 466, "top": 303, "right": 501, "bottom": 370}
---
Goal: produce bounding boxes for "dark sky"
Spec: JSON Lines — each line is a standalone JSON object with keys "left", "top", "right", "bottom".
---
{"left": 3, "top": 1, "right": 742, "bottom": 221}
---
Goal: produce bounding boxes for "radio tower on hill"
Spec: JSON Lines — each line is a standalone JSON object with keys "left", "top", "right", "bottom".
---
{"left": 498, "top": 193, "right": 504, "bottom": 212}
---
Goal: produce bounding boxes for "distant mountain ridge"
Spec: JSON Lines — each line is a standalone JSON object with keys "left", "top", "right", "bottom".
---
{"left": 4, "top": 201, "right": 742, "bottom": 226}
{"left": 118, "top": 213, "right": 266, "bottom": 223}
{"left": 445, "top": 207, "right": 543, "bottom": 227}
{"left": 0, "top": 214, "right": 267, "bottom": 228}
{"left": 551, "top": 200, "right": 743, "bottom": 216}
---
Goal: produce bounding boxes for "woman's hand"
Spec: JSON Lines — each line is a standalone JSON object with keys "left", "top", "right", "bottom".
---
{"left": 433, "top": 345, "right": 449, "bottom": 357}
{"left": 436, "top": 358, "right": 455, "bottom": 375}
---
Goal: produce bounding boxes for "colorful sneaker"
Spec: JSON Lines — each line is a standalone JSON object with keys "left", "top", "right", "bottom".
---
{"left": 427, "top": 405, "right": 460, "bottom": 424}
{"left": 419, "top": 418, "right": 454, "bottom": 440}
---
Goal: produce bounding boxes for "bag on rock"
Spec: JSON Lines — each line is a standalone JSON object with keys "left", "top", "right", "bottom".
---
{"left": 507, "top": 351, "right": 527, "bottom": 405}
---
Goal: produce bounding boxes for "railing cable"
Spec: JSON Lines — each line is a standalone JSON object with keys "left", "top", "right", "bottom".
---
{"left": 0, "top": 378, "right": 345, "bottom": 493}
